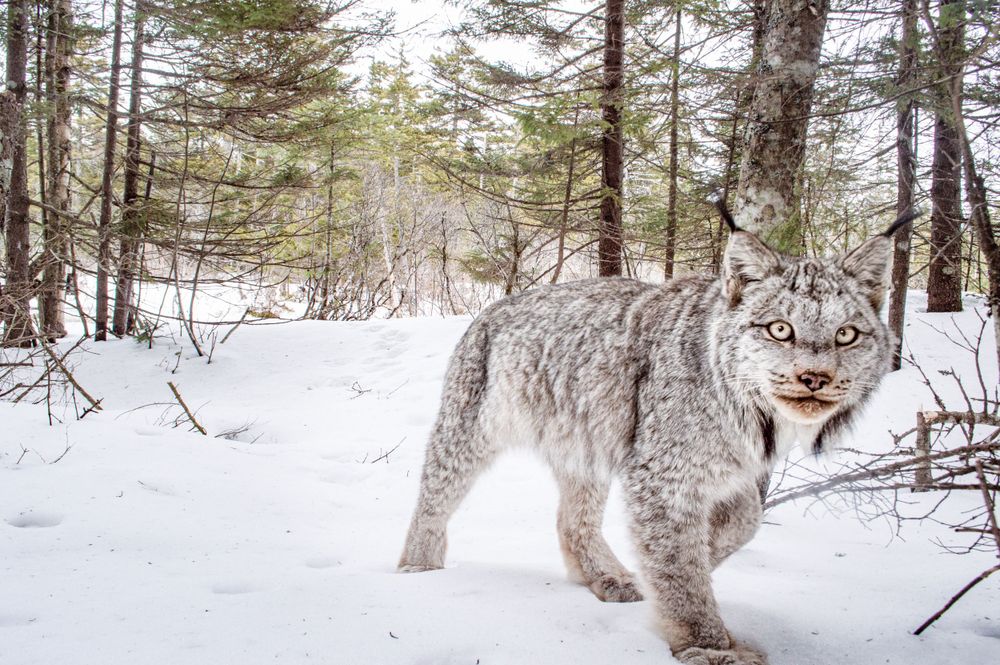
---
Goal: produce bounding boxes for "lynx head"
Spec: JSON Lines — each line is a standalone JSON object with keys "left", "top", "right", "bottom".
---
{"left": 713, "top": 203, "right": 916, "bottom": 453}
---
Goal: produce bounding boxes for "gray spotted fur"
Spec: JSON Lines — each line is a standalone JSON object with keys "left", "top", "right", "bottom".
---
{"left": 399, "top": 229, "right": 895, "bottom": 664}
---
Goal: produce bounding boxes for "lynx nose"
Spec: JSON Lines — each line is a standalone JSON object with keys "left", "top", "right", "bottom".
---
{"left": 798, "top": 371, "right": 831, "bottom": 392}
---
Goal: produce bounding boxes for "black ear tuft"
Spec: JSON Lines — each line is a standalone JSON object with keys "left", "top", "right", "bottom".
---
{"left": 713, "top": 197, "right": 739, "bottom": 232}
{"left": 882, "top": 208, "right": 922, "bottom": 238}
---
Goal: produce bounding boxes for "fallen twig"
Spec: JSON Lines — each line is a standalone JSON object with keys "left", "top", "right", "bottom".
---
{"left": 370, "top": 438, "right": 405, "bottom": 464}
{"left": 167, "top": 381, "right": 207, "bottom": 435}
{"left": 38, "top": 338, "right": 103, "bottom": 414}
{"left": 913, "top": 564, "right": 1000, "bottom": 635}
{"left": 220, "top": 307, "right": 249, "bottom": 345}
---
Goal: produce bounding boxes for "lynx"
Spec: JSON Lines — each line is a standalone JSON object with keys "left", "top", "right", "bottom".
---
{"left": 399, "top": 205, "right": 913, "bottom": 665}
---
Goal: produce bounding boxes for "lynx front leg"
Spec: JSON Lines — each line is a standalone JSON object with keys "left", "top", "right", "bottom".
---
{"left": 555, "top": 471, "right": 642, "bottom": 602}
{"left": 709, "top": 484, "right": 763, "bottom": 568}
{"left": 623, "top": 465, "right": 768, "bottom": 665}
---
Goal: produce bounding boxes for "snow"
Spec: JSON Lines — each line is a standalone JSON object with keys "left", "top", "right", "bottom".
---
{"left": 2, "top": 293, "right": 998, "bottom": 664}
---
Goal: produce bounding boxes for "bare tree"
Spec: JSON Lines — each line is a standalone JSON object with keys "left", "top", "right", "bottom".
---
{"left": 95, "top": 0, "right": 124, "bottom": 341}
{"left": 663, "top": 7, "right": 681, "bottom": 279}
{"left": 925, "top": 0, "right": 965, "bottom": 313}
{"left": 39, "top": 0, "right": 73, "bottom": 341}
{"left": 597, "top": 0, "right": 624, "bottom": 277}
{"left": 888, "top": 0, "right": 919, "bottom": 370}
{"left": 954, "top": 105, "right": 1000, "bottom": 381}
{"left": 112, "top": 1, "right": 147, "bottom": 336}
{"left": 2, "top": 0, "right": 35, "bottom": 348}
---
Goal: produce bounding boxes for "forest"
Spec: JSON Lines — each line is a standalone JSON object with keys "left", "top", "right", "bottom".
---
{"left": 1, "top": 2, "right": 999, "bottom": 665}
{"left": 0, "top": 0, "right": 996, "bottom": 351}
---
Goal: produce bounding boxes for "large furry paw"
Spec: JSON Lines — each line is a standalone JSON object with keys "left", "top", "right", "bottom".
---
{"left": 397, "top": 562, "right": 443, "bottom": 573}
{"left": 589, "top": 574, "right": 644, "bottom": 602}
{"left": 676, "top": 645, "right": 768, "bottom": 665}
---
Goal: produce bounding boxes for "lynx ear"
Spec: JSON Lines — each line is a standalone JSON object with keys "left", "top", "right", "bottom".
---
{"left": 722, "top": 231, "right": 780, "bottom": 305}
{"left": 840, "top": 235, "right": 892, "bottom": 311}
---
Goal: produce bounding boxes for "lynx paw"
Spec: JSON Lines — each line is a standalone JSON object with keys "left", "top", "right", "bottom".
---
{"left": 397, "top": 563, "right": 443, "bottom": 573}
{"left": 590, "top": 574, "right": 644, "bottom": 602}
{"left": 676, "top": 645, "right": 768, "bottom": 665}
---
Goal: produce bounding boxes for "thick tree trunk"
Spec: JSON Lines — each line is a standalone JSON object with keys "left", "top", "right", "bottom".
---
{"left": 888, "top": 0, "right": 918, "bottom": 371}
{"left": 664, "top": 8, "right": 681, "bottom": 279}
{"left": 40, "top": 0, "right": 73, "bottom": 341}
{"left": 597, "top": 0, "right": 624, "bottom": 277}
{"left": 926, "top": 0, "right": 965, "bottom": 313}
{"left": 732, "top": 0, "right": 829, "bottom": 251}
{"left": 2, "top": 0, "right": 35, "bottom": 348}
{"left": 112, "top": 4, "right": 146, "bottom": 336}
{"left": 95, "top": 0, "right": 124, "bottom": 341}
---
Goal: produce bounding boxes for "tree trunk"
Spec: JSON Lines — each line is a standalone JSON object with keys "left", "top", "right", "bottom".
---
{"left": 963, "top": 160, "right": 1000, "bottom": 380}
{"left": 95, "top": 0, "right": 124, "bottom": 341}
{"left": 926, "top": 0, "right": 964, "bottom": 313}
{"left": 40, "top": 0, "right": 73, "bottom": 341}
{"left": 597, "top": 0, "right": 624, "bottom": 277}
{"left": 732, "top": 0, "right": 829, "bottom": 251}
{"left": 112, "top": 3, "right": 146, "bottom": 336}
{"left": 551, "top": 106, "right": 579, "bottom": 285}
{"left": 664, "top": 8, "right": 681, "bottom": 279}
{"left": 888, "top": 0, "right": 918, "bottom": 371}
{"left": 318, "top": 142, "right": 335, "bottom": 318}
{"left": 951, "top": 75, "right": 1000, "bottom": 382}
{"left": 2, "top": 0, "right": 35, "bottom": 348}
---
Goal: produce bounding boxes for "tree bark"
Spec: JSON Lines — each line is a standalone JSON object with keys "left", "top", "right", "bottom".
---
{"left": 597, "top": 0, "right": 624, "bottom": 277}
{"left": 664, "top": 8, "right": 681, "bottom": 279}
{"left": 926, "top": 0, "right": 965, "bottom": 313}
{"left": 961, "top": 154, "right": 1000, "bottom": 383}
{"left": 952, "top": 83, "right": 1000, "bottom": 382}
{"left": 888, "top": 0, "right": 918, "bottom": 371}
{"left": 732, "top": 0, "right": 829, "bottom": 252}
{"left": 112, "top": 3, "right": 146, "bottom": 336}
{"left": 40, "top": 0, "right": 73, "bottom": 341}
{"left": 2, "top": 0, "right": 35, "bottom": 348}
{"left": 95, "top": 0, "right": 124, "bottom": 341}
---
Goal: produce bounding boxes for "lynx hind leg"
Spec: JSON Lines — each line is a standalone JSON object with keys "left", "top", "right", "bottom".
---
{"left": 556, "top": 471, "right": 642, "bottom": 602}
{"left": 709, "top": 483, "right": 763, "bottom": 568}
{"left": 399, "top": 321, "right": 496, "bottom": 573}
{"left": 398, "top": 424, "right": 496, "bottom": 572}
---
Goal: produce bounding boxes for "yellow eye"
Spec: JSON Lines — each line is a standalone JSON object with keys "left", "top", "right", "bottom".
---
{"left": 836, "top": 326, "right": 859, "bottom": 346}
{"left": 766, "top": 320, "right": 794, "bottom": 342}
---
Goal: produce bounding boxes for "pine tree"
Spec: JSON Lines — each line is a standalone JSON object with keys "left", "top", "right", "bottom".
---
{"left": 2, "top": 0, "right": 35, "bottom": 347}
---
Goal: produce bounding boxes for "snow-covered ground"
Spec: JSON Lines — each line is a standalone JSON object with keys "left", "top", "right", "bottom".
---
{"left": 2, "top": 294, "right": 998, "bottom": 664}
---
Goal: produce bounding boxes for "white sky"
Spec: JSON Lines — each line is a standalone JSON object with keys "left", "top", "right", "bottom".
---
{"left": 360, "top": 0, "right": 541, "bottom": 78}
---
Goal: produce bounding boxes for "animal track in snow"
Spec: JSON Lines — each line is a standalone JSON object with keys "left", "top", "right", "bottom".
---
{"left": 304, "top": 556, "right": 341, "bottom": 569}
{"left": 0, "top": 613, "right": 36, "bottom": 627}
{"left": 210, "top": 582, "right": 259, "bottom": 595}
{"left": 319, "top": 465, "right": 372, "bottom": 484}
{"left": 6, "top": 511, "right": 63, "bottom": 528}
